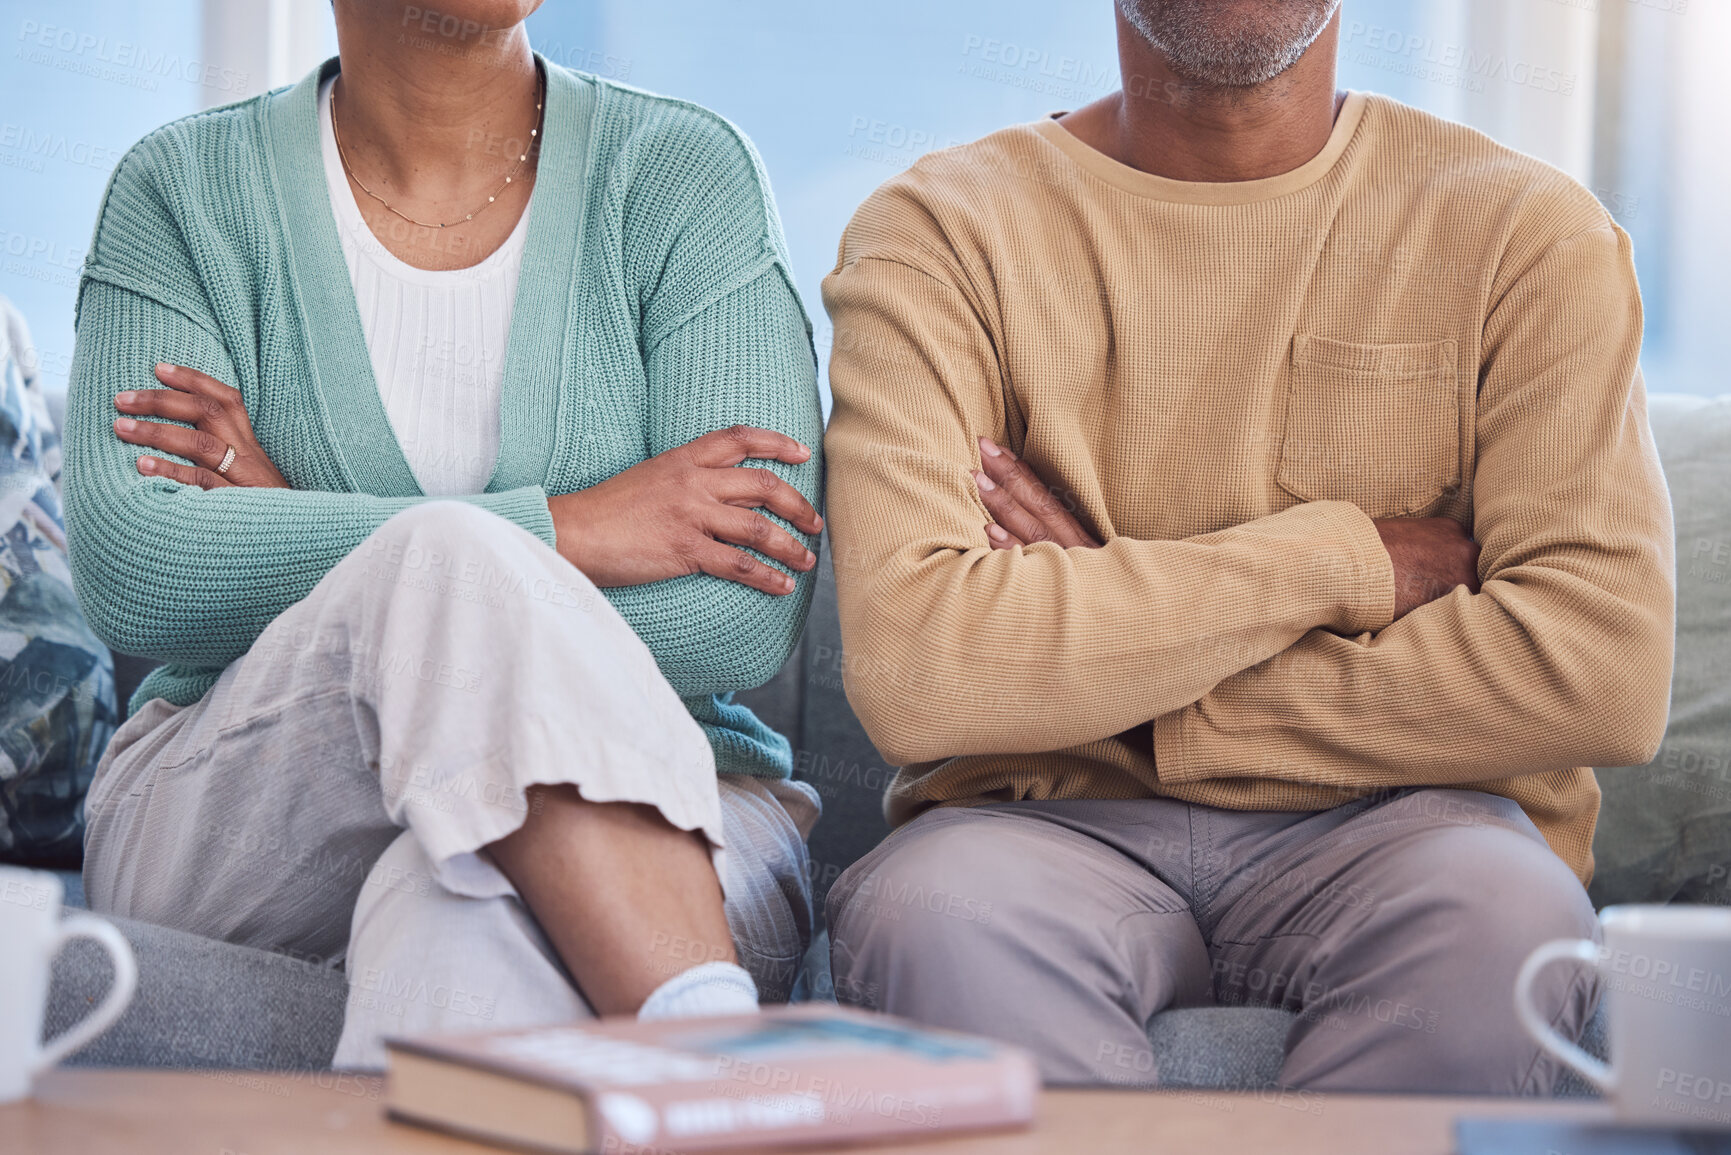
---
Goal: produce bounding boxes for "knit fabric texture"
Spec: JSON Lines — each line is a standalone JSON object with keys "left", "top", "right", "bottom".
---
{"left": 64, "top": 56, "right": 823, "bottom": 780}
{"left": 821, "top": 92, "right": 1676, "bottom": 882}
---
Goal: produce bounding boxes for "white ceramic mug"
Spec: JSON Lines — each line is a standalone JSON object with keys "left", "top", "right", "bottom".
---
{"left": 0, "top": 865, "right": 138, "bottom": 1103}
{"left": 1517, "top": 904, "right": 1731, "bottom": 1129}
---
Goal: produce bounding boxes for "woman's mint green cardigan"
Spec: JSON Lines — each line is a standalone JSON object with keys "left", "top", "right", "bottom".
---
{"left": 64, "top": 57, "right": 823, "bottom": 779}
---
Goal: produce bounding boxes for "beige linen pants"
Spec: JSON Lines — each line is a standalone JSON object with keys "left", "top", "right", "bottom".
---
{"left": 829, "top": 791, "right": 1599, "bottom": 1093}
{"left": 83, "top": 502, "right": 818, "bottom": 1069}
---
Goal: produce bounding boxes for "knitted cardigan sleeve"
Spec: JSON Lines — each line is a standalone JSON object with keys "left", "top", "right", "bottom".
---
{"left": 616, "top": 266, "right": 822, "bottom": 699}
{"left": 64, "top": 132, "right": 555, "bottom": 668}
{"left": 600, "top": 101, "right": 823, "bottom": 699}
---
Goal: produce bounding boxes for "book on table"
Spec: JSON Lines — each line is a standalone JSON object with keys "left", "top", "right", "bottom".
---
{"left": 384, "top": 1003, "right": 1041, "bottom": 1153}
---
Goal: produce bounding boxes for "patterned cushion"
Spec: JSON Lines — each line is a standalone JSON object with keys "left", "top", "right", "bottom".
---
{"left": 0, "top": 296, "right": 117, "bottom": 868}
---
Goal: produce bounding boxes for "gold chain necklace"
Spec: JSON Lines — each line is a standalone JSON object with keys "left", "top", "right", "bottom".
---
{"left": 330, "top": 67, "right": 545, "bottom": 230}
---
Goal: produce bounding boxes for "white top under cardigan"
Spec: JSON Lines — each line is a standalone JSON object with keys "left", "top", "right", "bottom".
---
{"left": 318, "top": 75, "right": 528, "bottom": 496}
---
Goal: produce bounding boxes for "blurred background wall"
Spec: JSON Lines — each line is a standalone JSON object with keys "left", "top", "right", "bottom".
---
{"left": 1, "top": 0, "right": 1721, "bottom": 416}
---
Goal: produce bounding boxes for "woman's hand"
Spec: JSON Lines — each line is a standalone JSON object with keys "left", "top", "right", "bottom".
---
{"left": 549, "top": 425, "right": 823, "bottom": 595}
{"left": 974, "top": 436, "right": 1102, "bottom": 549}
{"left": 112, "top": 363, "right": 289, "bottom": 489}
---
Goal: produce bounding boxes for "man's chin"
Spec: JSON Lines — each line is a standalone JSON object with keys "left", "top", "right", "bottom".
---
{"left": 1163, "top": 53, "right": 1303, "bottom": 90}
{"left": 1119, "top": 0, "right": 1340, "bottom": 90}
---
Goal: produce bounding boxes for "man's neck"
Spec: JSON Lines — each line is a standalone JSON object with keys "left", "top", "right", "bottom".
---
{"left": 1059, "top": 9, "right": 1343, "bottom": 183}
{"left": 330, "top": 4, "right": 539, "bottom": 198}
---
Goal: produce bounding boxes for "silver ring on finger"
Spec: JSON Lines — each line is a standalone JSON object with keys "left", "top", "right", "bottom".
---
{"left": 215, "top": 444, "right": 236, "bottom": 475}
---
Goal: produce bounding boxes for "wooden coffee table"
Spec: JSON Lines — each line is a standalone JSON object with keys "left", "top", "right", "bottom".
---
{"left": 6, "top": 1070, "right": 1609, "bottom": 1154}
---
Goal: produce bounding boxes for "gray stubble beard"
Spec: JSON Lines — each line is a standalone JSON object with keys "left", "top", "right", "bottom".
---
{"left": 1117, "top": 0, "right": 1342, "bottom": 89}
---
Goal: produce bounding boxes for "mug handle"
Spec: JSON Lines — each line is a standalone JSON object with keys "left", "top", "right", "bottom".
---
{"left": 33, "top": 912, "right": 139, "bottom": 1074}
{"left": 1514, "top": 937, "right": 1613, "bottom": 1093}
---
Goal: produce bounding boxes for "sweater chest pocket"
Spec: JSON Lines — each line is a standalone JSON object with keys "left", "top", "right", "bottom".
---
{"left": 1276, "top": 335, "right": 1461, "bottom": 518}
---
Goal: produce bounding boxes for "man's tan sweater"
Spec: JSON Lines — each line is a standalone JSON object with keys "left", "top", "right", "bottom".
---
{"left": 820, "top": 92, "right": 1676, "bottom": 884}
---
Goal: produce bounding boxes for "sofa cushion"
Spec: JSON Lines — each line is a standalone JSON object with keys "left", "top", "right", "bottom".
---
{"left": 47, "top": 913, "right": 344, "bottom": 1070}
{"left": 793, "top": 545, "right": 895, "bottom": 910}
{"left": 1143, "top": 1005, "right": 1607, "bottom": 1096}
{"left": 1591, "top": 394, "right": 1731, "bottom": 908}
{"left": 1145, "top": 1007, "right": 1293, "bottom": 1089}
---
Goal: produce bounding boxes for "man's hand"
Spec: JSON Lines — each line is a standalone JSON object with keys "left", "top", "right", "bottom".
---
{"left": 970, "top": 434, "right": 1478, "bottom": 622}
{"left": 548, "top": 425, "right": 822, "bottom": 595}
{"left": 1373, "top": 517, "right": 1481, "bottom": 620}
{"left": 973, "top": 436, "right": 1102, "bottom": 549}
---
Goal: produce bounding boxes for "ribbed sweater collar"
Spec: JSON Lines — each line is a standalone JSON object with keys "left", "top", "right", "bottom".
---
{"left": 260, "top": 55, "right": 596, "bottom": 497}
{"left": 1029, "top": 91, "right": 1369, "bottom": 206}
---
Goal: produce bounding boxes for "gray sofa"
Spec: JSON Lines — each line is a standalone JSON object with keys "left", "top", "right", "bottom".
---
{"left": 44, "top": 393, "right": 1731, "bottom": 1091}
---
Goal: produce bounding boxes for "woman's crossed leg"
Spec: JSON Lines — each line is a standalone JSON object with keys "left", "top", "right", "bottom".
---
{"left": 84, "top": 501, "right": 815, "bottom": 1066}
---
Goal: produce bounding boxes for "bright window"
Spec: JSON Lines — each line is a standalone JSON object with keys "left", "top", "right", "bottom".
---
{"left": 1, "top": 0, "right": 207, "bottom": 404}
